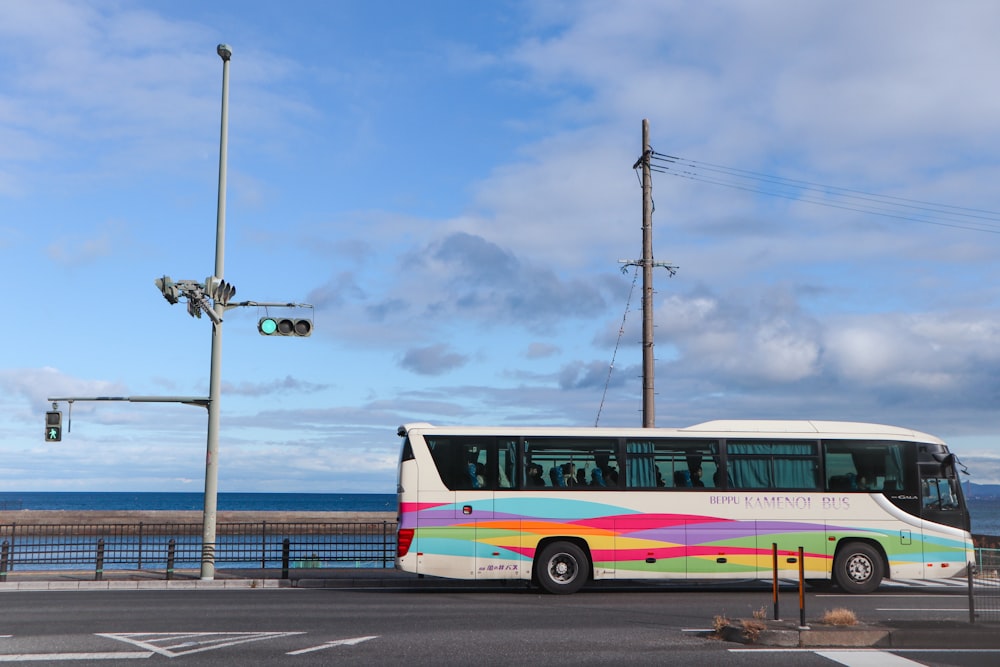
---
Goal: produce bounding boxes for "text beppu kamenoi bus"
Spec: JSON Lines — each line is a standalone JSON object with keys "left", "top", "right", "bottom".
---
{"left": 395, "top": 420, "right": 973, "bottom": 594}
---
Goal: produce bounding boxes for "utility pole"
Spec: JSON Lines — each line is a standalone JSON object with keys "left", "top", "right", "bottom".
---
{"left": 622, "top": 119, "right": 676, "bottom": 428}
{"left": 640, "top": 119, "right": 655, "bottom": 427}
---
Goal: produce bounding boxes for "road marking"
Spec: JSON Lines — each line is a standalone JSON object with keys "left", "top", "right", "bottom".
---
{"left": 818, "top": 595, "right": 969, "bottom": 600}
{"left": 0, "top": 652, "right": 151, "bottom": 661}
{"left": 731, "top": 648, "right": 928, "bottom": 666}
{"left": 99, "top": 632, "right": 305, "bottom": 657}
{"left": 815, "top": 650, "right": 926, "bottom": 666}
{"left": 287, "top": 636, "right": 378, "bottom": 655}
{"left": 875, "top": 608, "right": 966, "bottom": 612}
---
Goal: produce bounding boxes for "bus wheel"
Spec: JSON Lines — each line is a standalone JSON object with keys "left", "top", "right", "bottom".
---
{"left": 537, "top": 541, "right": 589, "bottom": 595}
{"left": 833, "top": 542, "right": 883, "bottom": 594}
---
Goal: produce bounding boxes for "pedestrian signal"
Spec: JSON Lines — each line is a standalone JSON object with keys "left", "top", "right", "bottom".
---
{"left": 45, "top": 411, "right": 62, "bottom": 442}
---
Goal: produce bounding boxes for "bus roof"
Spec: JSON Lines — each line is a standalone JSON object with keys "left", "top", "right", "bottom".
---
{"left": 397, "top": 420, "right": 945, "bottom": 444}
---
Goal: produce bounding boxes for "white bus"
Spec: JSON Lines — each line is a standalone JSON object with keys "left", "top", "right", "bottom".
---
{"left": 395, "top": 420, "right": 974, "bottom": 594}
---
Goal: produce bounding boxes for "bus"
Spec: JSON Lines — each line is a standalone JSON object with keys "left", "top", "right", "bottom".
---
{"left": 395, "top": 420, "right": 974, "bottom": 594}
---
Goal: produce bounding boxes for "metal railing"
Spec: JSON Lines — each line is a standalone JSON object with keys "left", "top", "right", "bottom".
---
{"left": 971, "top": 547, "right": 1000, "bottom": 623}
{"left": 0, "top": 521, "right": 396, "bottom": 580}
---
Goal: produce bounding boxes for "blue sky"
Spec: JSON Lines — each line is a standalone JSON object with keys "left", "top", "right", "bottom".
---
{"left": 3, "top": 0, "right": 1000, "bottom": 493}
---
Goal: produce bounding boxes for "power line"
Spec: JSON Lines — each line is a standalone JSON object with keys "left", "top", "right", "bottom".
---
{"left": 595, "top": 263, "right": 640, "bottom": 427}
{"left": 650, "top": 152, "right": 1000, "bottom": 234}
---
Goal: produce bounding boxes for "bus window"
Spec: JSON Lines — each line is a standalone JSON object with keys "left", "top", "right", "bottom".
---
{"left": 823, "top": 440, "right": 913, "bottom": 493}
{"left": 922, "top": 477, "right": 960, "bottom": 510}
{"left": 625, "top": 439, "right": 719, "bottom": 489}
{"left": 426, "top": 436, "right": 502, "bottom": 490}
{"left": 524, "top": 438, "right": 619, "bottom": 488}
{"left": 727, "top": 440, "right": 819, "bottom": 490}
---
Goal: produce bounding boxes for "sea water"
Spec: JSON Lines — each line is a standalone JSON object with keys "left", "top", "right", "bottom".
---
{"left": 0, "top": 492, "right": 394, "bottom": 513}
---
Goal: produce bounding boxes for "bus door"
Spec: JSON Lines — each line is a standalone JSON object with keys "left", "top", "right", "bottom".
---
{"left": 428, "top": 436, "right": 526, "bottom": 580}
{"left": 919, "top": 453, "right": 968, "bottom": 531}
{"left": 472, "top": 439, "right": 521, "bottom": 580}
{"left": 422, "top": 436, "right": 494, "bottom": 578}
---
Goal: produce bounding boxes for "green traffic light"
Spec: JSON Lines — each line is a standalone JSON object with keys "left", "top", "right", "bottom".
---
{"left": 259, "top": 317, "right": 278, "bottom": 335}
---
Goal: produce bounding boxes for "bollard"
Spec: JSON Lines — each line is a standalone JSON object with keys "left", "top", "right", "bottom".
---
{"left": 968, "top": 560, "right": 976, "bottom": 624}
{"left": 798, "top": 546, "right": 808, "bottom": 629}
{"left": 95, "top": 538, "right": 105, "bottom": 581}
{"left": 281, "top": 538, "right": 290, "bottom": 579}
{"left": 0, "top": 540, "right": 9, "bottom": 581}
{"left": 772, "top": 543, "right": 780, "bottom": 620}
{"left": 166, "top": 539, "right": 176, "bottom": 581}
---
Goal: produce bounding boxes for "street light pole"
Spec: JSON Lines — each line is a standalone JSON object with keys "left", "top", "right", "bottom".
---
{"left": 200, "top": 43, "right": 231, "bottom": 580}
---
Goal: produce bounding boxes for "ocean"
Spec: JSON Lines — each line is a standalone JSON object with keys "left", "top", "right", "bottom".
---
{"left": 1, "top": 492, "right": 998, "bottom": 535}
{"left": 0, "top": 492, "right": 395, "bottom": 513}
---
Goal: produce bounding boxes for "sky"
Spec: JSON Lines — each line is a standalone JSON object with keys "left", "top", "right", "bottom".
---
{"left": 3, "top": 0, "right": 1000, "bottom": 494}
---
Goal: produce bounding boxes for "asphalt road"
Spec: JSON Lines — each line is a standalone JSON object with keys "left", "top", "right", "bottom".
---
{"left": 1, "top": 584, "right": 998, "bottom": 666}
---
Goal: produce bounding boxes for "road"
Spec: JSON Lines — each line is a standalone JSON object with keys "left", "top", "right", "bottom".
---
{"left": 0, "top": 582, "right": 997, "bottom": 665}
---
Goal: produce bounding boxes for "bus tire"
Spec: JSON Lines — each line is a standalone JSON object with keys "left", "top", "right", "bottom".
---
{"left": 536, "top": 541, "right": 589, "bottom": 595}
{"left": 833, "top": 542, "right": 883, "bottom": 594}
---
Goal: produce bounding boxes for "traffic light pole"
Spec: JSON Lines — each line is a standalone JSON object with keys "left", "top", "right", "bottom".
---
{"left": 50, "top": 45, "right": 312, "bottom": 582}
{"left": 200, "top": 43, "right": 232, "bottom": 581}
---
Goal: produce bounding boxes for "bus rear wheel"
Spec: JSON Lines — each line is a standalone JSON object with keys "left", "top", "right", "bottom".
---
{"left": 537, "top": 541, "right": 589, "bottom": 595}
{"left": 833, "top": 542, "right": 883, "bottom": 594}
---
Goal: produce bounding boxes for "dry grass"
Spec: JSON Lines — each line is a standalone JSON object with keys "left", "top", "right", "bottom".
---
{"left": 740, "top": 619, "right": 767, "bottom": 643}
{"left": 712, "top": 614, "right": 730, "bottom": 634}
{"left": 820, "top": 607, "right": 858, "bottom": 626}
{"left": 752, "top": 605, "right": 767, "bottom": 620}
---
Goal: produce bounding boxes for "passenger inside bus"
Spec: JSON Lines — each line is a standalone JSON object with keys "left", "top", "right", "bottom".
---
{"left": 594, "top": 453, "right": 618, "bottom": 486}
{"left": 562, "top": 463, "right": 578, "bottom": 486}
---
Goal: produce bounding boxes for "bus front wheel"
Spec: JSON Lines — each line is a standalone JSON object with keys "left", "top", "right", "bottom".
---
{"left": 536, "top": 541, "right": 589, "bottom": 595}
{"left": 833, "top": 542, "right": 883, "bottom": 594}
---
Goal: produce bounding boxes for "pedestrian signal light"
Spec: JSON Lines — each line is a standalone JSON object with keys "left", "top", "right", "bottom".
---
{"left": 258, "top": 317, "right": 312, "bottom": 337}
{"left": 45, "top": 410, "right": 62, "bottom": 442}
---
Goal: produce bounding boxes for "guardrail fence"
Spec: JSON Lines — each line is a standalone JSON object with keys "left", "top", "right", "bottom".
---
{"left": 0, "top": 521, "right": 396, "bottom": 580}
{"left": 971, "top": 547, "right": 1000, "bottom": 623}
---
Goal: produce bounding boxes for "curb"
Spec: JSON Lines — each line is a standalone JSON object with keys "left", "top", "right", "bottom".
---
{"left": 715, "top": 619, "right": 1000, "bottom": 649}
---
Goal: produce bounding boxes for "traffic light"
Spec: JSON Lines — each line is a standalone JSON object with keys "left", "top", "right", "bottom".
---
{"left": 45, "top": 411, "right": 62, "bottom": 442}
{"left": 258, "top": 317, "right": 312, "bottom": 337}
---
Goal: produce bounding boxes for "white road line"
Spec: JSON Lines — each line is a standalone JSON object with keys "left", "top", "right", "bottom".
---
{"left": 875, "top": 608, "right": 967, "bottom": 612}
{"left": 99, "top": 632, "right": 305, "bottom": 657}
{"left": 814, "top": 650, "right": 927, "bottom": 666}
{"left": 818, "top": 594, "right": 968, "bottom": 600}
{"left": 0, "top": 652, "right": 152, "bottom": 661}
{"left": 287, "top": 635, "right": 378, "bottom": 655}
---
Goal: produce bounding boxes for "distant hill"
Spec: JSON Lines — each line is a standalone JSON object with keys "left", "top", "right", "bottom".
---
{"left": 966, "top": 482, "right": 1000, "bottom": 498}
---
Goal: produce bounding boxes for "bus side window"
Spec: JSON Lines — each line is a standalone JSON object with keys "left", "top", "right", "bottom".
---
{"left": 427, "top": 437, "right": 504, "bottom": 491}
{"left": 631, "top": 439, "right": 718, "bottom": 490}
